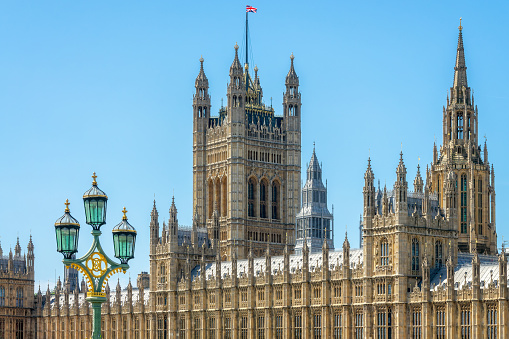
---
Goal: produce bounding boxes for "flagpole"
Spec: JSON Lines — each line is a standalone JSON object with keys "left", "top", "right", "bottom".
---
{"left": 246, "top": 10, "right": 248, "bottom": 67}
{"left": 245, "top": 9, "right": 249, "bottom": 94}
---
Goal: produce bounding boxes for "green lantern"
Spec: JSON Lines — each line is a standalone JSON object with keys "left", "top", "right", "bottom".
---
{"left": 112, "top": 207, "right": 137, "bottom": 264}
{"left": 83, "top": 172, "right": 108, "bottom": 229}
{"left": 54, "top": 199, "right": 80, "bottom": 259}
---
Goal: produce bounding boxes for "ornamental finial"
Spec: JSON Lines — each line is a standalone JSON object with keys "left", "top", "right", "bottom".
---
{"left": 459, "top": 17, "right": 462, "bottom": 31}
{"left": 290, "top": 52, "right": 294, "bottom": 61}
{"left": 122, "top": 207, "right": 128, "bottom": 220}
{"left": 92, "top": 172, "right": 97, "bottom": 186}
{"left": 64, "top": 199, "right": 70, "bottom": 213}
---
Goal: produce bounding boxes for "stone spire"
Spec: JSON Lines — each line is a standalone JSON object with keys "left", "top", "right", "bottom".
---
{"left": 230, "top": 43, "right": 243, "bottom": 76}
{"left": 285, "top": 53, "right": 299, "bottom": 85}
{"left": 394, "top": 151, "right": 408, "bottom": 214}
{"left": 414, "top": 163, "right": 424, "bottom": 193}
{"left": 453, "top": 20, "right": 468, "bottom": 92}
{"left": 149, "top": 199, "right": 159, "bottom": 254}
{"left": 168, "top": 196, "right": 178, "bottom": 246}
{"left": 195, "top": 56, "right": 208, "bottom": 85}
{"left": 14, "top": 237, "right": 21, "bottom": 257}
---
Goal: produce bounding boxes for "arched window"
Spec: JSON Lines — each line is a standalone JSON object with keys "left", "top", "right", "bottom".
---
{"left": 221, "top": 176, "right": 227, "bottom": 217}
{"left": 271, "top": 181, "right": 280, "bottom": 220}
{"left": 435, "top": 241, "right": 443, "bottom": 268}
{"left": 411, "top": 239, "right": 420, "bottom": 272}
{"left": 461, "top": 174, "right": 467, "bottom": 233}
{"left": 260, "top": 179, "right": 268, "bottom": 219}
{"left": 478, "top": 178, "right": 483, "bottom": 235}
{"left": 16, "top": 287, "right": 23, "bottom": 307}
{"left": 215, "top": 179, "right": 221, "bottom": 217}
{"left": 248, "top": 178, "right": 256, "bottom": 218}
{"left": 0, "top": 286, "right": 4, "bottom": 306}
{"left": 380, "top": 239, "right": 389, "bottom": 266}
{"left": 208, "top": 180, "right": 214, "bottom": 218}
{"left": 457, "top": 114, "right": 464, "bottom": 139}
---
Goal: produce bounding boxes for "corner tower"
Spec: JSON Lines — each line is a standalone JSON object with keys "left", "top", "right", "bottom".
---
{"left": 192, "top": 47, "right": 301, "bottom": 260}
{"left": 295, "top": 146, "right": 334, "bottom": 254}
{"left": 430, "top": 22, "right": 496, "bottom": 254}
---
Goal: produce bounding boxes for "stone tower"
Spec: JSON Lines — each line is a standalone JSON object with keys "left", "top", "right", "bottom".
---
{"left": 430, "top": 23, "right": 496, "bottom": 254}
{"left": 192, "top": 45, "right": 301, "bottom": 259}
{"left": 295, "top": 146, "right": 334, "bottom": 254}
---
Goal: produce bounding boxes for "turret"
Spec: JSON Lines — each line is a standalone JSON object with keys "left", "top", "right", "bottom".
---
{"left": 283, "top": 53, "right": 301, "bottom": 133}
{"left": 227, "top": 43, "right": 245, "bottom": 124}
{"left": 394, "top": 152, "right": 408, "bottom": 214}
{"left": 363, "top": 158, "right": 376, "bottom": 226}
{"left": 149, "top": 200, "right": 159, "bottom": 254}
{"left": 193, "top": 56, "right": 211, "bottom": 129}
{"left": 444, "top": 170, "right": 457, "bottom": 220}
{"left": 414, "top": 164, "right": 423, "bottom": 193}
{"left": 27, "top": 236, "right": 34, "bottom": 278}
{"left": 14, "top": 237, "right": 21, "bottom": 257}
{"left": 169, "top": 196, "right": 178, "bottom": 247}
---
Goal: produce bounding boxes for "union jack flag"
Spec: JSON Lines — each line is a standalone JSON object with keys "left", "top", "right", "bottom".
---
{"left": 246, "top": 5, "right": 257, "bottom": 13}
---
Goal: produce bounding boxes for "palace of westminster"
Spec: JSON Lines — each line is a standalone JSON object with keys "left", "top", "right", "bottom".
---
{"left": 0, "top": 23, "right": 505, "bottom": 339}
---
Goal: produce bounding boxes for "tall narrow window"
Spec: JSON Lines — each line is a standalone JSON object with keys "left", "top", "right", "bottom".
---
{"left": 272, "top": 181, "right": 280, "bottom": 220}
{"left": 222, "top": 176, "right": 227, "bottom": 217}
{"left": 16, "top": 288, "right": 23, "bottom": 307}
{"left": 355, "top": 312, "right": 364, "bottom": 339}
{"left": 216, "top": 179, "right": 221, "bottom": 217}
{"left": 248, "top": 178, "right": 256, "bottom": 217}
{"left": 381, "top": 239, "right": 389, "bottom": 266}
{"left": 461, "top": 306, "right": 471, "bottom": 339}
{"left": 208, "top": 317, "right": 216, "bottom": 338}
{"left": 435, "top": 241, "right": 443, "bottom": 268}
{"left": 257, "top": 316, "right": 265, "bottom": 339}
{"left": 194, "top": 318, "right": 201, "bottom": 339}
{"left": 295, "top": 315, "right": 302, "bottom": 339}
{"left": 411, "top": 238, "right": 420, "bottom": 272}
{"left": 412, "top": 309, "right": 421, "bottom": 339}
{"left": 461, "top": 174, "right": 467, "bottom": 233}
{"left": 457, "top": 114, "right": 464, "bottom": 139}
{"left": 179, "top": 317, "right": 185, "bottom": 339}
{"left": 260, "top": 179, "right": 268, "bottom": 219}
{"left": 15, "top": 319, "right": 23, "bottom": 339}
{"left": 0, "top": 286, "right": 4, "bottom": 306}
{"left": 333, "top": 313, "right": 342, "bottom": 339}
{"left": 275, "top": 315, "right": 283, "bottom": 339}
{"left": 478, "top": 178, "right": 483, "bottom": 235}
{"left": 487, "top": 304, "right": 497, "bottom": 339}
{"left": 208, "top": 180, "right": 214, "bottom": 218}
{"left": 240, "top": 316, "right": 248, "bottom": 339}
{"left": 313, "top": 314, "right": 322, "bottom": 339}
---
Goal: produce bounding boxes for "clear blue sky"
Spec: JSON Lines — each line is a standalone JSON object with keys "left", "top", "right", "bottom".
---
{"left": 1, "top": 1, "right": 508, "bottom": 290}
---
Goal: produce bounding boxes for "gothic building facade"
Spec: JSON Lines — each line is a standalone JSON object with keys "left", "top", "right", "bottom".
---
{"left": 193, "top": 45, "right": 301, "bottom": 260}
{"left": 27, "top": 23, "right": 509, "bottom": 339}
{"left": 0, "top": 237, "right": 36, "bottom": 339}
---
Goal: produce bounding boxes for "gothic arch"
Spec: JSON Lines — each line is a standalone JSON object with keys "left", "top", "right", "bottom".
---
{"left": 247, "top": 176, "right": 257, "bottom": 218}
{"left": 208, "top": 179, "right": 214, "bottom": 218}
{"left": 259, "top": 178, "right": 269, "bottom": 219}
{"left": 221, "top": 176, "right": 227, "bottom": 217}
{"left": 271, "top": 179, "right": 281, "bottom": 220}
{"left": 215, "top": 177, "right": 222, "bottom": 217}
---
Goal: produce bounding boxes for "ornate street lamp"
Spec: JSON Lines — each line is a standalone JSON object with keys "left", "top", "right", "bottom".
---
{"left": 54, "top": 173, "right": 136, "bottom": 339}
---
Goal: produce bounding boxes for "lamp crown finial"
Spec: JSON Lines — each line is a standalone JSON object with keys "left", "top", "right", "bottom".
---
{"left": 92, "top": 172, "right": 97, "bottom": 186}
{"left": 64, "top": 199, "right": 70, "bottom": 212}
{"left": 122, "top": 207, "right": 128, "bottom": 220}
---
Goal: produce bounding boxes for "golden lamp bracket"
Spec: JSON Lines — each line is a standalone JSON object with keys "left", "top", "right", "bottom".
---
{"left": 63, "top": 231, "right": 128, "bottom": 296}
